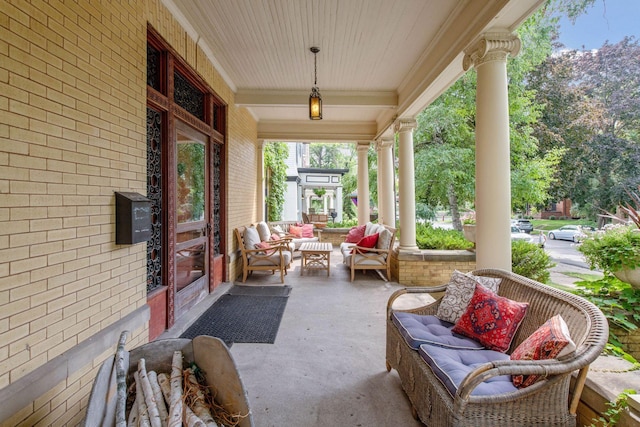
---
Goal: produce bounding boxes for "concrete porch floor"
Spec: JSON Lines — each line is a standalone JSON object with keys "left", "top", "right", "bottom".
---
{"left": 159, "top": 247, "right": 430, "bottom": 426}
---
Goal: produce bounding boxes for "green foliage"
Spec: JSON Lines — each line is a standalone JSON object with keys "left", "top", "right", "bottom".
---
{"left": 325, "top": 218, "right": 359, "bottom": 229}
{"left": 588, "top": 389, "right": 637, "bottom": 427}
{"left": 264, "top": 142, "right": 289, "bottom": 221}
{"left": 573, "top": 276, "right": 640, "bottom": 346}
{"left": 511, "top": 240, "right": 555, "bottom": 283}
{"left": 416, "top": 203, "right": 437, "bottom": 222}
{"left": 578, "top": 225, "right": 640, "bottom": 274}
{"left": 415, "top": 223, "right": 473, "bottom": 250}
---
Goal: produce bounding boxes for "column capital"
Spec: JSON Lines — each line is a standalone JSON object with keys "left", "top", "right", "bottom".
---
{"left": 375, "top": 137, "right": 394, "bottom": 151}
{"left": 394, "top": 119, "right": 417, "bottom": 134}
{"left": 356, "top": 141, "right": 371, "bottom": 152}
{"left": 462, "top": 31, "right": 521, "bottom": 71}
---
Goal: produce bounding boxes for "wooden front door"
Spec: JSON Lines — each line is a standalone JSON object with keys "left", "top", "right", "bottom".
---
{"left": 174, "top": 121, "right": 210, "bottom": 318}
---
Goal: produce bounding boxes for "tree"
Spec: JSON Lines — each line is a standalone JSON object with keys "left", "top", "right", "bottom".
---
{"left": 530, "top": 37, "right": 640, "bottom": 223}
{"left": 414, "top": 6, "right": 560, "bottom": 229}
{"left": 309, "top": 143, "right": 344, "bottom": 168}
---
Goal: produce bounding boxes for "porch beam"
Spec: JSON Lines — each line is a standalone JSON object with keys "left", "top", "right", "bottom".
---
{"left": 236, "top": 90, "right": 398, "bottom": 108}
{"left": 257, "top": 120, "right": 378, "bottom": 142}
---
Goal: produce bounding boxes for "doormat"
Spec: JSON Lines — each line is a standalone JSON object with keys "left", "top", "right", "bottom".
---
{"left": 227, "top": 285, "right": 292, "bottom": 297}
{"left": 180, "top": 294, "right": 289, "bottom": 346}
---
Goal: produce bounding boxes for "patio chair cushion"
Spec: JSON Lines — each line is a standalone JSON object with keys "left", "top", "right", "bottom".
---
{"left": 510, "top": 314, "right": 576, "bottom": 388}
{"left": 256, "top": 221, "right": 271, "bottom": 242}
{"left": 452, "top": 283, "right": 529, "bottom": 353}
{"left": 391, "top": 312, "right": 484, "bottom": 350}
{"left": 301, "top": 223, "right": 314, "bottom": 238}
{"left": 436, "top": 270, "right": 502, "bottom": 324}
{"left": 248, "top": 251, "right": 292, "bottom": 266}
{"left": 418, "top": 344, "right": 517, "bottom": 397}
{"left": 376, "top": 227, "right": 393, "bottom": 250}
{"left": 289, "top": 225, "right": 303, "bottom": 237}
{"left": 345, "top": 224, "right": 366, "bottom": 243}
{"left": 243, "top": 226, "right": 262, "bottom": 250}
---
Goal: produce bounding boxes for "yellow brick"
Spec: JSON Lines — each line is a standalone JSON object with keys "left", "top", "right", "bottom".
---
{"left": 10, "top": 255, "right": 47, "bottom": 274}
{"left": 30, "top": 264, "right": 64, "bottom": 283}
{"left": 30, "top": 288, "right": 63, "bottom": 310}
{"left": 8, "top": 279, "right": 45, "bottom": 302}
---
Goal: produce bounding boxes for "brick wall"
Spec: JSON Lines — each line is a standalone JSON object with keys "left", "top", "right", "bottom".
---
{"left": 391, "top": 250, "right": 476, "bottom": 286}
{"left": 0, "top": 0, "right": 259, "bottom": 424}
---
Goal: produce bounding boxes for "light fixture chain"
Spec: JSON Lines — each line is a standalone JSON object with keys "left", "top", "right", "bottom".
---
{"left": 314, "top": 50, "right": 318, "bottom": 86}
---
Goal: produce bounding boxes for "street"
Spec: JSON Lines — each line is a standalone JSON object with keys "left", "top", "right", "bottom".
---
{"left": 544, "top": 237, "right": 590, "bottom": 269}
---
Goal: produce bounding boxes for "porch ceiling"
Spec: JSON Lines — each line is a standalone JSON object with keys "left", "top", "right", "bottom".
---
{"left": 163, "top": 0, "right": 544, "bottom": 142}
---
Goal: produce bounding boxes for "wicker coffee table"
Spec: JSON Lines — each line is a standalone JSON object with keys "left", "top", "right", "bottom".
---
{"left": 299, "top": 242, "right": 332, "bottom": 276}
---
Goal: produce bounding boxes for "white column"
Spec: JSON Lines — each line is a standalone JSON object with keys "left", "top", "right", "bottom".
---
{"left": 336, "top": 186, "right": 343, "bottom": 222}
{"left": 376, "top": 137, "right": 395, "bottom": 226}
{"left": 463, "top": 31, "right": 520, "bottom": 271}
{"left": 356, "top": 141, "right": 371, "bottom": 226}
{"left": 395, "top": 120, "right": 419, "bottom": 251}
{"left": 257, "top": 139, "right": 265, "bottom": 221}
{"left": 323, "top": 194, "right": 327, "bottom": 213}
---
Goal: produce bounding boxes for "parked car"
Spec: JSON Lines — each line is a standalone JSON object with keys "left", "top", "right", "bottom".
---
{"left": 511, "top": 226, "right": 546, "bottom": 247}
{"left": 511, "top": 219, "right": 534, "bottom": 233}
{"left": 547, "top": 225, "right": 587, "bottom": 243}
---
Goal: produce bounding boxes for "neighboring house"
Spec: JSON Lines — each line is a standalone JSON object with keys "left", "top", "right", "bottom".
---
{"left": 280, "top": 143, "right": 348, "bottom": 222}
{"left": 540, "top": 199, "right": 573, "bottom": 219}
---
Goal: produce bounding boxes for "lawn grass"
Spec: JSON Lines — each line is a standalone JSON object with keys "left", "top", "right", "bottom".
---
{"left": 531, "top": 218, "right": 597, "bottom": 231}
{"left": 561, "top": 271, "right": 602, "bottom": 282}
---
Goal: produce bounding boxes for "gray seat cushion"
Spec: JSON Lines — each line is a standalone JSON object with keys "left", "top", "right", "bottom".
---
{"left": 248, "top": 251, "right": 291, "bottom": 266}
{"left": 391, "top": 312, "right": 484, "bottom": 350}
{"left": 418, "top": 344, "right": 517, "bottom": 397}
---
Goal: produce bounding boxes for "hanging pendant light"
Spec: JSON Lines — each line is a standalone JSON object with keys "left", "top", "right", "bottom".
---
{"left": 309, "top": 47, "right": 322, "bottom": 120}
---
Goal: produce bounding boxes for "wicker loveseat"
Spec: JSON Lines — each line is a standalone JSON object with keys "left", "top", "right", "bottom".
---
{"left": 386, "top": 269, "right": 608, "bottom": 427}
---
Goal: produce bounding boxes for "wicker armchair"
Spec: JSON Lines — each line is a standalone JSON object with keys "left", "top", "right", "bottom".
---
{"left": 386, "top": 268, "right": 608, "bottom": 427}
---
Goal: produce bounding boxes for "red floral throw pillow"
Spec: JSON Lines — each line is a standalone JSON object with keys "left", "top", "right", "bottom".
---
{"left": 345, "top": 225, "right": 366, "bottom": 243}
{"left": 510, "top": 314, "right": 576, "bottom": 388}
{"left": 452, "top": 283, "right": 529, "bottom": 353}
{"left": 352, "top": 233, "right": 379, "bottom": 253}
{"left": 289, "top": 225, "right": 303, "bottom": 238}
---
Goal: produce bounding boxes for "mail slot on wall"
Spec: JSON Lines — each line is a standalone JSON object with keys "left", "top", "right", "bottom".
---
{"left": 115, "top": 192, "right": 152, "bottom": 245}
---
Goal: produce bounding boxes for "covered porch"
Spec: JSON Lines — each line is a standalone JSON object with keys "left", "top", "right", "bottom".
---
{"left": 1, "top": 0, "right": 618, "bottom": 425}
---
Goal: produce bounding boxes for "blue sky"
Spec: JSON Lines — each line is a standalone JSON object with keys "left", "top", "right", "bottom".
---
{"left": 556, "top": 0, "right": 640, "bottom": 50}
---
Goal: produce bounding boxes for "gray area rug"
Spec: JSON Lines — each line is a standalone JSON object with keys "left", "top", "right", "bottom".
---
{"left": 180, "top": 289, "right": 290, "bottom": 346}
{"left": 227, "top": 285, "right": 292, "bottom": 297}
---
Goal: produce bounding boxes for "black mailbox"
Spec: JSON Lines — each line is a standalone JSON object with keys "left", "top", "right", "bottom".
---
{"left": 115, "top": 192, "right": 152, "bottom": 244}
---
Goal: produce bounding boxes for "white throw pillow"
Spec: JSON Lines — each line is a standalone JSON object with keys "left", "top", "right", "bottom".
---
{"left": 256, "top": 221, "right": 271, "bottom": 242}
{"left": 243, "top": 226, "right": 262, "bottom": 250}
{"left": 376, "top": 227, "right": 393, "bottom": 250}
{"left": 436, "top": 270, "right": 501, "bottom": 324}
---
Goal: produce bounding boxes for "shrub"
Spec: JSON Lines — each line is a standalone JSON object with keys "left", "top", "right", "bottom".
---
{"left": 415, "top": 223, "right": 472, "bottom": 250}
{"left": 511, "top": 240, "right": 555, "bottom": 283}
{"left": 578, "top": 224, "right": 640, "bottom": 274}
{"left": 549, "top": 215, "right": 557, "bottom": 220}
{"left": 325, "top": 218, "right": 359, "bottom": 228}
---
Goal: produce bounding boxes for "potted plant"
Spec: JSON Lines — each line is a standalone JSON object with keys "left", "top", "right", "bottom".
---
{"left": 461, "top": 211, "right": 476, "bottom": 243}
{"left": 579, "top": 187, "right": 640, "bottom": 289}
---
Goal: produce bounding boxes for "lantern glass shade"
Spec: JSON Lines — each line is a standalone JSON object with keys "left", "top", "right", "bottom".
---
{"left": 309, "top": 87, "right": 322, "bottom": 120}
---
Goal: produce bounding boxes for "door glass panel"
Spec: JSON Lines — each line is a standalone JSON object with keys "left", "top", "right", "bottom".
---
{"left": 177, "top": 141, "right": 205, "bottom": 223}
{"left": 176, "top": 241, "right": 205, "bottom": 291}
